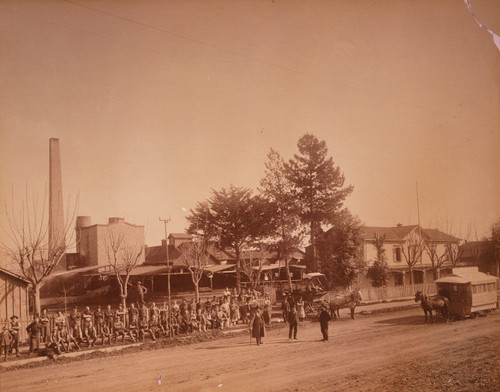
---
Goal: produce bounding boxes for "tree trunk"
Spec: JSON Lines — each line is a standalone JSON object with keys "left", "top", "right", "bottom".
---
{"left": 433, "top": 268, "right": 439, "bottom": 280}
{"left": 286, "top": 259, "right": 292, "bottom": 292}
{"left": 34, "top": 283, "right": 42, "bottom": 316}
{"left": 236, "top": 248, "right": 241, "bottom": 292}
{"left": 310, "top": 221, "right": 317, "bottom": 271}
{"left": 408, "top": 266, "right": 414, "bottom": 284}
{"left": 194, "top": 282, "right": 199, "bottom": 303}
{"left": 121, "top": 295, "right": 127, "bottom": 312}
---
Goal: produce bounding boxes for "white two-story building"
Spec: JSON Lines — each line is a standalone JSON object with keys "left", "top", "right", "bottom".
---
{"left": 361, "top": 224, "right": 461, "bottom": 287}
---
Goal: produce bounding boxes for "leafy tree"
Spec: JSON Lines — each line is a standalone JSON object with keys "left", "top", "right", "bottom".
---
{"left": 478, "top": 219, "right": 500, "bottom": 277}
{"left": 259, "top": 149, "right": 303, "bottom": 291}
{"left": 367, "top": 233, "right": 391, "bottom": 287}
{"left": 490, "top": 219, "right": 500, "bottom": 277}
{"left": 285, "top": 134, "right": 353, "bottom": 271}
{"left": 317, "top": 210, "right": 364, "bottom": 289}
{"left": 186, "top": 185, "right": 271, "bottom": 290}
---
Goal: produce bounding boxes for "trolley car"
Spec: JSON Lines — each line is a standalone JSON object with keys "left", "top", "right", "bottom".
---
{"left": 434, "top": 267, "right": 498, "bottom": 319}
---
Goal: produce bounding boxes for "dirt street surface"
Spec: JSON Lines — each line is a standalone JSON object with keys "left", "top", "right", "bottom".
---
{"left": 1, "top": 308, "right": 499, "bottom": 392}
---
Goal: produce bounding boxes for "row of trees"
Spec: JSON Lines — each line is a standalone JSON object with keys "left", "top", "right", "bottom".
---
{"left": 4, "top": 133, "right": 499, "bottom": 312}
{"left": 186, "top": 133, "right": 359, "bottom": 291}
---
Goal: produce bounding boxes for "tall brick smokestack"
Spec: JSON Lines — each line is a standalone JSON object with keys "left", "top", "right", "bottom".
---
{"left": 49, "top": 138, "right": 66, "bottom": 269}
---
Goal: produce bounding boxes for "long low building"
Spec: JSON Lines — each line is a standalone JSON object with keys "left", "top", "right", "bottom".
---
{"left": 0, "top": 267, "right": 31, "bottom": 341}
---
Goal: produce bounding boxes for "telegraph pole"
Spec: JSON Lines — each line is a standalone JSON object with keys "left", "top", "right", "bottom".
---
{"left": 159, "top": 216, "right": 172, "bottom": 332}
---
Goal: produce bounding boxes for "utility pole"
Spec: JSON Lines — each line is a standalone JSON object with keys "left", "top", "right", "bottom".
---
{"left": 416, "top": 181, "right": 421, "bottom": 227}
{"left": 159, "top": 216, "right": 172, "bottom": 333}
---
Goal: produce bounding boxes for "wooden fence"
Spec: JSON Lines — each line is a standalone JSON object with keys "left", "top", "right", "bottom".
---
{"left": 360, "top": 283, "right": 437, "bottom": 302}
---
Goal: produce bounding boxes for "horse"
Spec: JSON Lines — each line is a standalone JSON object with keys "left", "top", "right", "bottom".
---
{"left": 329, "top": 288, "right": 363, "bottom": 320}
{"left": 414, "top": 291, "right": 449, "bottom": 324}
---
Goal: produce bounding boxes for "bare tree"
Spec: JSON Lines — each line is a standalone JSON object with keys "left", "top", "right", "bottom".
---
{"left": 104, "top": 226, "right": 144, "bottom": 310}
{"left": 2, "top": 188, "right": 77, "bottom": 315}
{"left": 445, "top": 242, "right": 463, "bottom": 268}
{"left": 400, "top": 229, "right": 424, "bottom": 285}
{"left": 466, "top": 226, "right": 484, "bottom": 267}
{"left": 437, "top": 218, "right": 469, "bottom": 268}
{"left": 423, "top": 233, "right": 448, "bottom": 280}
{"left": 178, "top": 238, "right": 213, "bottom": 302}
{"left": 241, "top": 247, "right": 266, "bottom": 291}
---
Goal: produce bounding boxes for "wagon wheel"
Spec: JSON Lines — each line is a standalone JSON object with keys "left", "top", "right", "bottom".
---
{"left": 305, "top": 301, "right": 321, "bottom": 318}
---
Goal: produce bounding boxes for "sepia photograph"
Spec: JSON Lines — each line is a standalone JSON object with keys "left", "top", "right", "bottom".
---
{"left": 0, "top": 0, "right": 499, "bottom": 391}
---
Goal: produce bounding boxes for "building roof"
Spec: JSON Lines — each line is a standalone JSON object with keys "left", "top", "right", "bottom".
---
{"left": 435, "top": 267, "right": 497, "bottom": 285}
{"left": 421, "top": 229, "right": 460, "bottom": 242}
{"left": 145, "top": 243, "right": 184, "bottom": 265}
{"left": 0, "top": 267, "right": 31, "bottom": 285}
{"left": 168, "top": 233, "right": 193, "bottom": 239}
{"left": 361, "top": 225, "right": 418, "bottom": 241}
{"left": 361, "top": 225, "right": 459, "bottom": 242}
{"left": 51, "top": 265, "right": 104, "bottom": 277}
{"left": 459, "top": 241, "right": 488, "bottom": 259}
{"left": 204, "top": 264, "right": 236, "bottom": 274}
{"left": 145, "top": 241, "right": 234, "bottom": 265}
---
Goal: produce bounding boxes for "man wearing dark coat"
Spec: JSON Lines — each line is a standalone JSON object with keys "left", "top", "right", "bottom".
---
{"left": 249, "top": 308, "right": 265, "bottom": 346}
{"left": 288, "top": 306, "right": 299, "bottom": 340}
{"left": 281, "top": 298, "right": 290, "bottom": 324}
{"left": 319, "top": 305, "right": 331, "bottom": 341}
{"left": 26, "top": 315, "right": 43, "bottom": 354}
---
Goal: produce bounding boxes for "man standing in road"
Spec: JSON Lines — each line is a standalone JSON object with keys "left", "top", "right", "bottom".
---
{"left": 319, "top": 304, "right": 331, "bottom": 342}
{"left": 288, "top": 306, "right": 299, "bottom": 340}
{"left": 249, "top": 307, "right": 265, "bottom": 346}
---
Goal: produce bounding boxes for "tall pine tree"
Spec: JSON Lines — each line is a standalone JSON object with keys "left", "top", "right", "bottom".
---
{"left": 285, "top": 134, "right": 353, "bottom": 271}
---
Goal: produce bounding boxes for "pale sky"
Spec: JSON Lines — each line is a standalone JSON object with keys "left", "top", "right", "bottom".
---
{"left": 1, "top": 0, "right": 499, "bottom": 254}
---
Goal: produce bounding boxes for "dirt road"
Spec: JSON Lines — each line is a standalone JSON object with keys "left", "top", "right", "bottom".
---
{"left": 1, "top": 308, "right": 499, "bottom": 392}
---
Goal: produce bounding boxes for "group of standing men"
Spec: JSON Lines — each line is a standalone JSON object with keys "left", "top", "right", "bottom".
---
{"left": 278, "top": 293, "right": 332, "bottom": 343}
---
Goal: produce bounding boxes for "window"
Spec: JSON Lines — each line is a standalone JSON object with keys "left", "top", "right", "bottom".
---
{"left": 394, "top": 273, "right": 404, "bottom": 286}
{"left": 393, "top": 247, "right": 402, "bottom": 262}
{"left": 413, "top": 271, "right": 424, "bottom": 284}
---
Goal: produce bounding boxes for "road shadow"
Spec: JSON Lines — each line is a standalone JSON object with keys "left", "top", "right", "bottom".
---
{"left": 375, "top": 315, "right": 428, "bottom": 326}
{"left": 195, "top": 338, "right": 322, "bottom": 350}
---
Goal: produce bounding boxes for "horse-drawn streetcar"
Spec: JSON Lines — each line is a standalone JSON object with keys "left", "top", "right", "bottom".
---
{"left": 434, "top": 267, "right": 498, "bottom": 320}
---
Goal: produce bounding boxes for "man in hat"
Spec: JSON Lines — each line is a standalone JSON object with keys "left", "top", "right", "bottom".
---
{"left": 94, "top": 305, "right": 104, "bottom": 337}
{"left": 69, "top": 307, "right": 82, "bottom": 342}
{"left": 136, "top": 281, "right": 147, "bottom": 306}
{"left": 26, "top": 315, "right": 43, "bottom": 355}
{"left": 40, "top": 308, "right": 51, "bottom": 344}
{"left": 1, "top": 319, "right": 12, "bottom": 360}
{"left": 249, "top": 307, "right": 265, "bottom": 346}
{"left": 319, "top": 304, "right": 331, "bottom": 341}
{"left": 288, "top": 306, "right": 299, "bottom": 340}
{"left": 9, "top": 315, "right": 20, "bottom": 357}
